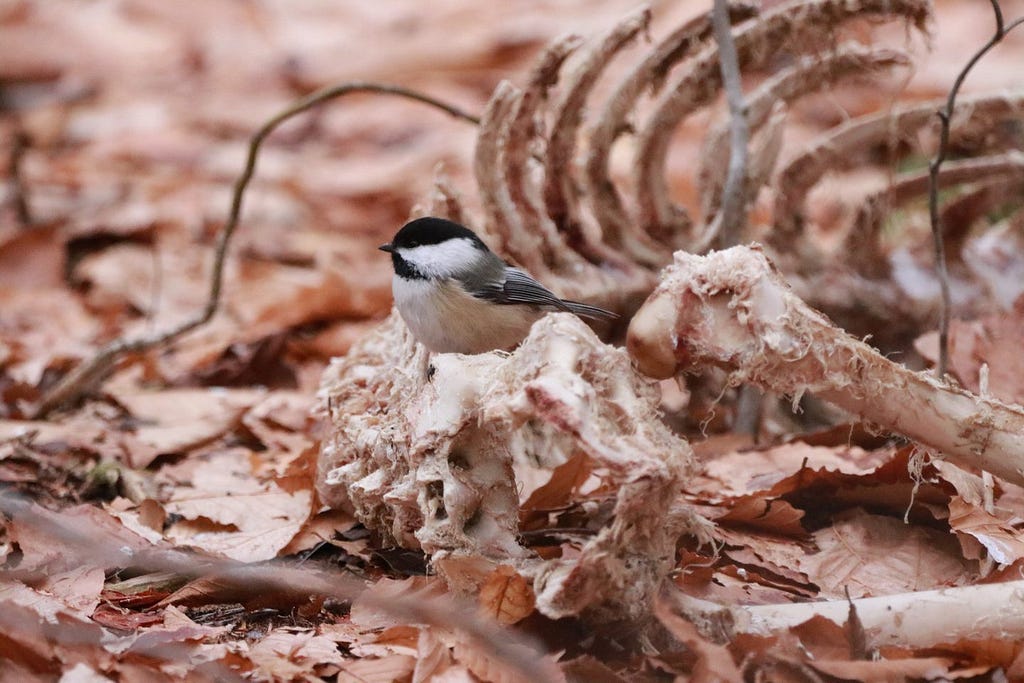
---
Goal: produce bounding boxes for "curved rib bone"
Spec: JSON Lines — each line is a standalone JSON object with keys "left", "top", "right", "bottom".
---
{"left": 635, "top": 0, "right": 930, "bottom": 245}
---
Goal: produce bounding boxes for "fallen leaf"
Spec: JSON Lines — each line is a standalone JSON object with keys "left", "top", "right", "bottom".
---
{"left": 0, "top": 288, "right": 98, "bottom": 387}
{"left": 449, "top": 630, "right": 566, "bottom": 683}
{"left": 350, "top": 576, "right": 447, "bottom": 631}
{"left": 947, "top": 496, "right": 1024, "bottom": 566}
{"left": 248, "top": 630, "right": 347, "bottom": 681}
{"left": 413, "top": 628, "right": 454, "bottom": 683}
{"left": 337, "top": 654, "right": 417, "bottom": 683}
{"left": 807, "top": 656, "right": 957, "bottom": 680}
{"left": 915, "top": 295, "right": 1024, "bottom": 406}
{"left": 39, "top": 566, "right": 105, "bottom": 615}
{"left": 520, "top": 451, "right": 592, "bottom": 514}
{"left": 3, "top": 499, "right": 161, "bottom": 574}
{"left": 478, "top": 565, "right": 536, "bottom": 625}
{"left": 160, "top": 450, "right": 313, "bottom": 562}
{"left": 112, "top": 388, "right": 263, "bottom": 467}
{"left": 797, "top": 510, "right": 972, "bottom": 598}
{"left": 654, "top": 591, "right": 742, "bottom": 683}
{"left": 91, "top": 603, "right": 165, "bottom": 631}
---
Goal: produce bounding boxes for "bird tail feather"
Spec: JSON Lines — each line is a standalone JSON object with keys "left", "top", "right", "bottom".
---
{"left": 561, "top": 300, "right": 618, "bottom": 320}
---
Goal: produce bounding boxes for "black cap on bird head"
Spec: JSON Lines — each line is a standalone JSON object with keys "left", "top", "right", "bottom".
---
{"left": 379, "top": 217, "right": 489, "bottom": 253}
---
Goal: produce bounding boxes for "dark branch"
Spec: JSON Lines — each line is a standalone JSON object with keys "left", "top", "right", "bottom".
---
{"left": 927, "top": 1, "right": 1024, "bottom": 379}
{"left": 708, "top": 0, "right": 751, "bottom": 250}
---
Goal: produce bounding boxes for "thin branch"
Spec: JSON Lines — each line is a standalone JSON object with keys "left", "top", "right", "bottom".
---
{"left": 928, "top": 0, "right": 1024, "bottom": 379}
{"left": 584, "top": 3, "right": 758, "bottom": 258}
{"left": 708, "top": 0, "right": 759, "bottom": 435}
{"left": 33, "top": 83, "right": 479, "bottom": 418}
{"left": 708, "top": 0, "right": 751, "bottom": 250}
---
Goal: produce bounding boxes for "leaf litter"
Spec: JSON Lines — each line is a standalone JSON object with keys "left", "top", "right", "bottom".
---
{"left": 4, "top": 0, "right": 1024, "bottom": 680}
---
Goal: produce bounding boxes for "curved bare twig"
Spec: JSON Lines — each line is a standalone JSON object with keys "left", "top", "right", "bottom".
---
{"left": 928, "top": 0, "right": 1024, "bottom": 377}
{"left": 34, "top": 83, "right": 480, "bottom": 418}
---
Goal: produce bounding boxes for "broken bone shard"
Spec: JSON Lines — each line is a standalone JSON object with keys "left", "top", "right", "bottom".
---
{"left": 626, "top": 244, "right": 1024, "bottom": 486}
{"left": 317, "top": 311, "right": 695, "bottom": 620}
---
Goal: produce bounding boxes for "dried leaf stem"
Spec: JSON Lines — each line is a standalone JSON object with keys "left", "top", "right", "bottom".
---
{"left": 707, "top": 0, "right": 750, "bottom": 250}
{"left": 33, "top": 83, "right": 480, "bottom": 418}
{"left": 928, "top": 0, "right": 1024, "bottom": 378}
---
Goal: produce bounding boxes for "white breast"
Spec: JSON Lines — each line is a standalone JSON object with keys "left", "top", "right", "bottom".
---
{"left": 392, "top": 277, "right": 541, "bottom": 354}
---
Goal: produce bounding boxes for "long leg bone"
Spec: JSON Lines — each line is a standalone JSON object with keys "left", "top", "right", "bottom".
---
{"left": 627, "top": 245, "right": 1024, "bottom": 486}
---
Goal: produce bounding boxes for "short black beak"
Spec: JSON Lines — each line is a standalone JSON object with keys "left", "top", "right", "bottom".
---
{"left": 378, "top": 243, "right": 394, "bottom": 253}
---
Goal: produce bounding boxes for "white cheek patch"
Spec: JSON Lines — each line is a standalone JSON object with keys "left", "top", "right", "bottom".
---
{"left": 397, "top": 238, "right": 486, "bottom": 278}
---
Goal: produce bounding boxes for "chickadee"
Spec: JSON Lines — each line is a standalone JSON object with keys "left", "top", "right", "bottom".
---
{"left": 380, "top": 217, "right": 615, "bottom": 354}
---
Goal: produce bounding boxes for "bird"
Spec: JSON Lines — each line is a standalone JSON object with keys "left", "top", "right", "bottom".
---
{"left": 379, "top": 216, "right": 616, "bottom": 354}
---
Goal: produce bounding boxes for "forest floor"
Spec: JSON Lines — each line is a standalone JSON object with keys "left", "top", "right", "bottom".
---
{"left": 3, "top": 0, "right": 1024, "bottom": 680}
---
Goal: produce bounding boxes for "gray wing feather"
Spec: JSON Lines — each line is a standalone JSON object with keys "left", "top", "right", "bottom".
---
{"left": 472, "top": 268, "right": 616, "bottom": 320}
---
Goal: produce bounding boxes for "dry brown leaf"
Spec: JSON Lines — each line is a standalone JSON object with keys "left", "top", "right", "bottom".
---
{"left": 715, "top": 497, "right": 807, "bottom": 538}
{"left": 38, "top": 566, "right": 105, "bottom": 616}
{"left": 105, "top": 498, "right": 167, "bottom": 545}
{"left": 449, "top": 631, "right": 566, "bottom": 683}
{"left": 112, "top": 388, "right": 263, "bottom": 467}
{"left": 280, "top": 508, "right": 358, "bottom": 556}
{"left": 350, "top": 576, "right": 448, "bottom": 631}
{"left": 695, "top": 442, "right": 889, "bottom": 500}
{"left": 797, "top": 510, "right": 972, "bottom": 599}
{"left": 3, "top": 500, "right": 161, "bottom": 574}
{"left": 0, "top": 225, "right": 66, "bottom": 290}
{"left": 0, "top": 599, "right": 104, "bottom": 678}
{"left": 705, "top": 448, "right": 953, "bottom": 529}
{"left": 413, "top": 628, "right": 455, "bottom": 683}
{"left": 421, "top": 665, "right": 477, "bottom": 682}
{"left": 295, "top": 318, "right": 381, "bottom": 359}
{"left": 947, "top": 496, "right": 1024, "bottom": 566}
{"left": 559, "top": 656, "right": 630, "bottom": 683}
{"left": 0, "top": 416, "right": 110, "bottom": 460}
{"left": 161, "top": 450, "right": 312, "bottom": 562}
{"left": 915, "top": 296, "right": 1024, "bottom": 406}
{"left": 75, "top": 240, "right": 208, "bottom": 332}
{"left": 90, "top": 603, "right": 165, "bottom": 631}
{"left": 519, "top": 451, "right": 593, "bottom": 513}
{"left": 156, "top": 569, "right": 334, "bottom": 612}
{"left": 0, "top": 580, "right": 98, "bottom": 624}
{"left": 807, "top": 656, "right": 957, "bottom": 680}
{"left": 0, "top": 288, "right": 99, "bottom": 387}
{"left": 248, "top": 630, "right": 347, "bottom": 681}
{"left": 654, "top": 592, "right": 742, "bottom": 683}
{"left": 336, "top": 654, "right": 417, "bottom": 683}
{"left": 241, "top": 392, "right": 319, "bottom": 484}
{"left": 478, "top": 564, "right": 536, "bottom": 625}
{"left": 711, "top": 528, "right": 814, "bottom": 594}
